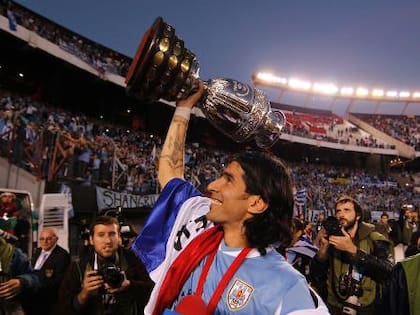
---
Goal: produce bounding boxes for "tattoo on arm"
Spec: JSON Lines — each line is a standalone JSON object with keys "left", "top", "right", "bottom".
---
{"left": 160, "top": 116, "right": 188, "bottom": 172}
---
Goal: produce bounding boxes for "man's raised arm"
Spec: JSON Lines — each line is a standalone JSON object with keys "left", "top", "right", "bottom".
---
{"left": 158, "top": 81, "right": 205, "bottom": 189}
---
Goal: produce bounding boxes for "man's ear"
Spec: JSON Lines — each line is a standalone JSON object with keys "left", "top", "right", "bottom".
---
{"left": 89, "top": 235, "right": 94, "bottom": 245}
{"left": 248, "top": 195, "right": 268, "bottom": 214}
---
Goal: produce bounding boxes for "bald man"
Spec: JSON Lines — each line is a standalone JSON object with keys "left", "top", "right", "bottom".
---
{"left": 24, "top": 228, "right": 70, "bottom": 315}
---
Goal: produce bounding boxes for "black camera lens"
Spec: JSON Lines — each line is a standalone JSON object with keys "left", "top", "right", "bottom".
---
{"left": 98, "top": 263, "right": 124, "bottom": 288}
{"left": 322, "top": 216, "right": 343, "bottom": 236}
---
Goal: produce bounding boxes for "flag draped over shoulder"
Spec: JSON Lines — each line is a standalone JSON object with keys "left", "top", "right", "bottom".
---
{"left": 131, "top": 178, "right": 214, "bottom": 315}
{"left": 131, "top": 178, "right": 201, "bottom": 274}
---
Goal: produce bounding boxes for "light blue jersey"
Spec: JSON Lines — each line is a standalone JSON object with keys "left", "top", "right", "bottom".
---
{"left": 134, "top": 178, "right": 329, "bottom": 315}
{"left": 175, "top": 241, "right": 315, "bottom": 314}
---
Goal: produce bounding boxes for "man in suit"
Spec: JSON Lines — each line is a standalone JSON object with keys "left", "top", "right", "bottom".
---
{"left": 24, "top": 227, "right": 70, "bottom": 315}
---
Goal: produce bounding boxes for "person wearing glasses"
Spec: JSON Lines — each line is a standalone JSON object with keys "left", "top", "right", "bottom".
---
{"left": 24, "top": 227, "right": 70, "bottom": 315}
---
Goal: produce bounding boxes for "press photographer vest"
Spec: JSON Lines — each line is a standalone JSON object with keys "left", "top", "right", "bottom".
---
{"left": 327, "top": 223, "right": 391, "bottom": 309}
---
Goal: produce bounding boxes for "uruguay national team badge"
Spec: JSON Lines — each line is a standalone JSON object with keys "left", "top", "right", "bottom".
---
{"left": 226, "top": 278, "right": 253, "bottom": 311}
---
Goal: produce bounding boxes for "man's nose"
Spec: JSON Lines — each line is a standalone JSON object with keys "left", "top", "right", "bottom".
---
{"left": 207, "top": 178, "right": 221, "bottom": 193}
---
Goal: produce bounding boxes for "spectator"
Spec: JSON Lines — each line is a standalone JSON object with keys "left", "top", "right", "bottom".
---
{"left": 404, "top": 230, "right": 420, "bottom": 258}
{"left": 24, "top": 227, "right": 70, "bottom": 315}
{"left": 374, "top": 212, "right": 391, "bottom": 240}
{"left": 286, "top": 218, "right": 318, "bottom": 281}
{"left": 0, "top": 235, "right": 39, "bottom": 314}
{"left": 399, "top": 206, "right": 417, "bottom": 246}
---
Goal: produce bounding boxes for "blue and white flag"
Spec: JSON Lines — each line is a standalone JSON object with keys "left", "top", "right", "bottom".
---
{"left": 294, "top": 188, "right": 307, "bottom": 206}
{"left": 131, "top": 179, "right": 214, "bottom": 314}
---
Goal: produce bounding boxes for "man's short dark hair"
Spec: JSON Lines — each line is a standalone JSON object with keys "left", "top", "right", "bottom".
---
{"left": 89, "top": 216, "right": 120, "bottom": 235}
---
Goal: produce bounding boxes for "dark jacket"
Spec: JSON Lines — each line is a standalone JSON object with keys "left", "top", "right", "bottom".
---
{"left": 382, "top": 253, "right": 420, "bottom": 315}
{"left": 309, "top": 222, "right": 393, "bottom": 314}
{"left": 0, "top": 238, "right": 39, "bottom": 315}
{"left": 23, "top": 245, "right": 71, "bottom": 315}
{"left": 55, "top": 246, "right": 154, "bottom": 315}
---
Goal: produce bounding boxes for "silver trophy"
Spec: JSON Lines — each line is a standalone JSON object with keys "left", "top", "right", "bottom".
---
{"left": 126, "top": 17, "right": 285, "bottom": 147}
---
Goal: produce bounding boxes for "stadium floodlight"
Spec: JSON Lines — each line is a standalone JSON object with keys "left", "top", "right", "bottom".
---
{"left": 288, "top": 78, "right": 311, "bottom": 90}
{"left": 312, "top": 83, "right": 338, "bottom": 95}
{"left": 372, "top": 89, "right": 384, "bottom": 97}
{"left": 254, "top": 72, "right": 288, "bottom": 85}
{"left": 356, "top": 87, "right": 369, "bottom": 97}
{"left": 399, "top": 91, "right": 410, "bottom": 98}
{"left": 386, "top": 90, "right": 398, "bottom": 98}
{"left": 252, "top": 70, "right": 420, "bottom": 102}
{"left": 340, "top": 87, "right": 354, "bottom": 96}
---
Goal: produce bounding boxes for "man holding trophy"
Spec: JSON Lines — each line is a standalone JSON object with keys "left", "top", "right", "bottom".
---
{"left": 128, "top": 17, "right": 330, "bottom": 315}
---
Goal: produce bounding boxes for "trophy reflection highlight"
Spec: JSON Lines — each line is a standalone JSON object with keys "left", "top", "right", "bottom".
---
{"left": 125, "top": 17, "right": 285, "bottom": 148}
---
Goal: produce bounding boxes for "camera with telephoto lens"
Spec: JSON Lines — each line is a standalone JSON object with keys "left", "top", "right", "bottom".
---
{"left": 322, "top": 216, "right": 344, "bottom": 237}
{"left": 98, "top": 263, "right": 124, "bottom": 288}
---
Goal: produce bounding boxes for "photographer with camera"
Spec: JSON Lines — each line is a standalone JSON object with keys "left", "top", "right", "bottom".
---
{"left": 55, "top": 216, "right": 154, "bottom": 315}
{"left": 309, "top": 196, "right": 393, "bottom": 315}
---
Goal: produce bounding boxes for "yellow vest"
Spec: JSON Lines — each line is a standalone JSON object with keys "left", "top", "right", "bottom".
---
{"left": 327, "top": 223, "right": 391, "bottom": 309}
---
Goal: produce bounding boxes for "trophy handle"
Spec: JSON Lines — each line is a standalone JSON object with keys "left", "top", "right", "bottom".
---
{"left": 255, "top": 110, "right": 286, "bottom": 148}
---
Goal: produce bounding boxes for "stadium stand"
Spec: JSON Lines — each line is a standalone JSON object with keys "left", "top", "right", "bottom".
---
{"left": 0, "top": 0, "right": 418, "bottom": 257}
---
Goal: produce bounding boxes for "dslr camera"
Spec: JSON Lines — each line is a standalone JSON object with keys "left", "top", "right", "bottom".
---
{"left": 322, "top": 216, "right": 343, "bottom": 237}
{"left": 97, "top": 262, "right": 124, "bottom": 288}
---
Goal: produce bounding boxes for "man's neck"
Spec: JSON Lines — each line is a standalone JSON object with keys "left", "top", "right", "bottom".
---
{"left": 222, "top": 226, "right": 249, "bottom": 248}
{"left": 347, "top": 222, "right": 359, "bottom": 239}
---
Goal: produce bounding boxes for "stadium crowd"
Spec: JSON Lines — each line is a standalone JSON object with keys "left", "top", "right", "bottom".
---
{"left": 355, "top": 113, "right": 420, "bottom": 151}
{"left": 0, "top": 88, "right": 418, "bottom": 215}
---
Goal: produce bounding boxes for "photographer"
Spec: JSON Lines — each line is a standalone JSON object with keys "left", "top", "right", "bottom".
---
{"left": 309, "top": 196, "right": 393, "bottom": 315}
{"left": 55, "top": 216, "right": 154, "bottom": 315}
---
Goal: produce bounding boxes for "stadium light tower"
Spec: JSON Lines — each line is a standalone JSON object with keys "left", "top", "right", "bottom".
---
{"left": 252, "top": 71, "right": 420, "bottom": 103}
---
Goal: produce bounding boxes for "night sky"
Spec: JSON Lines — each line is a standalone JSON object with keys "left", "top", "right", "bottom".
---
{"left": 14, "top": 0, "right": 420, "bottom": 115}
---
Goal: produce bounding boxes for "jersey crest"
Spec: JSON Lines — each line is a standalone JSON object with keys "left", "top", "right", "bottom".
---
{"left": 226, "top": 278, "right": 254, "bottom": 311}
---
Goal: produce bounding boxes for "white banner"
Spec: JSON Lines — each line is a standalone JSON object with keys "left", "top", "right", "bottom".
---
{"left": 96, "top": 187, "right": 159, "bottom": 211}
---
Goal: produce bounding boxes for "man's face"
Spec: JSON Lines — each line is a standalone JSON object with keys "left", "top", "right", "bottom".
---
{"left": 380, "top": 215, "right": 388, "bottom": 224}
{"left": 39, "top": 229, "right": 58, "bottom": 251}
{"left": 206, "top": 161, "right": 253, "bottom": 228}
{"left": 1, "top": 194, "right": 14, "bottom": 204}
{"left": 335, "top": 201, "right": 360, "bottom": 231}
{"left": 404, "top": 210, "right": 412, "bottom": 220}
{"left": 89, "top": 223, "right": 120, "bottom": 258}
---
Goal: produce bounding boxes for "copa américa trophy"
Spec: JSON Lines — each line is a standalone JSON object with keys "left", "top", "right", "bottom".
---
{"left": 125, "top": 17, "right": 286, "bottom": 148}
